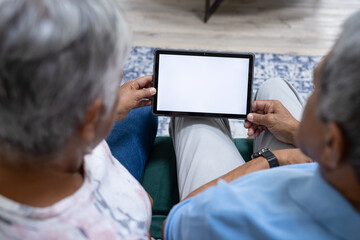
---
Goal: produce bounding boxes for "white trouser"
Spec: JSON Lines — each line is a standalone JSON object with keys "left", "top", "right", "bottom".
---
{"left": 171, "top": 78, "right": 304, "bottom": 200}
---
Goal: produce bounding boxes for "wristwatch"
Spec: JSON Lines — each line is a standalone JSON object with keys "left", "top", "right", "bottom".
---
{"left": 251, "top": 148, "right": 279, "bottom": 168}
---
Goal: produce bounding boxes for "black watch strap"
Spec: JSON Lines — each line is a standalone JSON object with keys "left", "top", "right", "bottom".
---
{"left": 261, "top": 150, "right": 279, "bottom": 168}
{"left": 251, "top": 148, "right": 279, "bottom": 168}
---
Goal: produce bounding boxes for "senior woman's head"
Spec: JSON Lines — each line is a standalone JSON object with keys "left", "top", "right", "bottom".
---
{"left": 0, "top": 0, "right": 130, "bottom": 164}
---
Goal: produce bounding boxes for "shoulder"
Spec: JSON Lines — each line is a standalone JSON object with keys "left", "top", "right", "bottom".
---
{"left": 165, "top": 163, "right": 318, "bottom": 239}
{"left": 85, "top": 140, "right": 151, "bottom": 210}
{"left": 83, "top": 141, "right": 152, "bottom": 237}
{"left": 85, "top": 140, "right": 139, "bottom": 185}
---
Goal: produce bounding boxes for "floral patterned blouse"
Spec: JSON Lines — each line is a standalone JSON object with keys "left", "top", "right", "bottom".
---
{"left": 0, "top": 141, "right": 152, "bottom": 239}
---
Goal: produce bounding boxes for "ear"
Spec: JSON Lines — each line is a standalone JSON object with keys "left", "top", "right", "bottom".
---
{"left": 321, "top": 122, "right": 346, "bottom": 169}
{"left": 78, "top": 99, "right": 104, "bottom": 142}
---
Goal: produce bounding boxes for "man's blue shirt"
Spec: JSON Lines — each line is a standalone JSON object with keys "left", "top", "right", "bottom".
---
{"left": 165, "top": 163, "right": 360, "bottom": 240}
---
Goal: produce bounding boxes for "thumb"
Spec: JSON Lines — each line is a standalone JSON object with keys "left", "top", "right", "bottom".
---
{"left": 247, "top": 113, "right": 270, "bottom": 126}
{"left": 136, "top": 87, "right": 156, "bottom": 100}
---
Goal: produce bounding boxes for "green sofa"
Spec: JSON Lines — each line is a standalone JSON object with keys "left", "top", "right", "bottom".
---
{"left": 140, "top": 136, "right": 254, "bottom": 239}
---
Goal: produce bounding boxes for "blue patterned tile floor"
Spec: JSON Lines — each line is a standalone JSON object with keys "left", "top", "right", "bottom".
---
{"left": 123, "top": 47, "right": 322, "bottom": 138}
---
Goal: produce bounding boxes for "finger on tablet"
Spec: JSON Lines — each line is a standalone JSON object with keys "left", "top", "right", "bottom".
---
{"left": 252, "top": 100, "right": 272, "bottom": 113}
{"left": 255, "top": 110, "right": 265, "bottom": 114}
{"left": 135, "top": 75, "right": 153, "bottom": 89}
{"left": 144, "top": 81, "right": 153, "bottom": 89}
{"left": 247, "top": 113, "right": 271, "bottom": 126}
{"left": 136, "top": 87, "right": 156, "bottom": 100}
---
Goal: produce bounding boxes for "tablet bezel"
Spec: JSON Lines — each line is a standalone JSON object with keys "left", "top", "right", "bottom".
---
{"left": 152, "top": 49, "right": 254, "bottom": 119}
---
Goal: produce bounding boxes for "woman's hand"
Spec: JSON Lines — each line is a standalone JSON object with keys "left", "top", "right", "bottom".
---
{"left": 244, "top": 100, "right": 299, "bottom": 146}
{"left": 115, "top": 75, "right": 156, "bottom": 122}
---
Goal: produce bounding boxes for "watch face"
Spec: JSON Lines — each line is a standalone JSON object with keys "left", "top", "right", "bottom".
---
{"left": 261, "top": 150, "right": 273, "bottom": 158}
{"left": 251, "top": 148, "right": 270, "bottom": 159}
{"left": 259, "top": 148, "right": 270, "bottom": 154}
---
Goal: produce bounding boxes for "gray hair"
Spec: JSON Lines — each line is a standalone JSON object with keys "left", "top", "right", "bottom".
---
{"left": 317, "top": 11, "right": 360, "bottom": 181}
{"left": 0, "top": 0, "right": 131, "bottom": 159}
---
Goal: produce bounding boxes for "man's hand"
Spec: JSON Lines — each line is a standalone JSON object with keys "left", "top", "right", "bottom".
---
{"left": 115, "top": 75, "right": 156, "bottom": 122}
{"left": 244, "top": 100, "right": 299, "bottom": 146}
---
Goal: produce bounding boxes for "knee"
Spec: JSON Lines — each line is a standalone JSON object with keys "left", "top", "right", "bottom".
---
{"left": 113, "top": 106, "right": 158, "bottom": 134}
{"left": 135, "top": 106, "right": 158, "bottom": 133}
{"left": 255, "top": 78, "right": 290, "bottom": 100}
{"left": 259, "top": 77, "right": 288, "bottom": 92}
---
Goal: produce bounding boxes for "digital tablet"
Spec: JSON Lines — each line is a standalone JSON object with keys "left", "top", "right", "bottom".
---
{"left": 152, "top": 49, "right": 254, "bottom": 119}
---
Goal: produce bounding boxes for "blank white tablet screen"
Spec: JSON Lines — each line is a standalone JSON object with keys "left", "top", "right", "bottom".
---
{"left": 157, "top": 54, "right": 250, "bottom": 115}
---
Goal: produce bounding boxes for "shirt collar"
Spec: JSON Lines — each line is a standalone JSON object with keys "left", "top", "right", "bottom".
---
{"left": 288, "top": 168, "right": 360, "bottom": 239}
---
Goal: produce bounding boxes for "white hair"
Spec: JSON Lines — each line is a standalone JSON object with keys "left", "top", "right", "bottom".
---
{"left": 317, "top": 11, "right": 360, "bottom": 181}
{"left": 0, "top": 0, "right": 131, "bottom": 159}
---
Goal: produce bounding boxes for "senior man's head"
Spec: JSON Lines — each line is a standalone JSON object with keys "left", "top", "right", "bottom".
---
{"left": 297, "top": 11, "right": 360, "bottom": 191}
{"left": 0, "top": 0, "right": 130, "bottom": 164}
